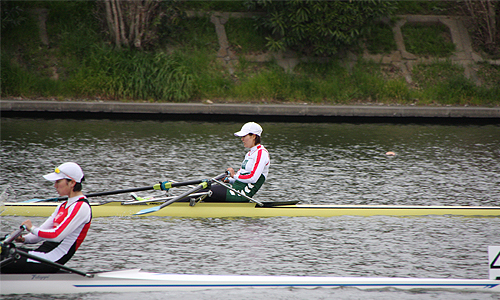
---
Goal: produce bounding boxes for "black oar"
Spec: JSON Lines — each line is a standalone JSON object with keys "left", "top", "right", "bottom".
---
{"left": 134, "top": 173, "right": 226, "bottom": 216}
{"left": 25, "top": 185, "right": 161, "bottom": 203}
{"left": 26, "top": 178, "right": 214, "bottom": 203}
{"left": 0, "top": 226, "right": 92, "bottom": 277}
{"left": 11, "top": 249, "right": 92, "bottom": 277}
{"left": 1, "top": 225, "right": 26, "bottom": 245}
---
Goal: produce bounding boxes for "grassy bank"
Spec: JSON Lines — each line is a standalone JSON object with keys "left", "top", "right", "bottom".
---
{"left": 1, "top": 2, "right": 499, "bottom": 106}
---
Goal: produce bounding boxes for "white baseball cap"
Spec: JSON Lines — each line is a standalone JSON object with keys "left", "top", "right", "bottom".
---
{"left": 43, "top": 162, "right": 84, "bottom": 183}
{"left": 234, "top": 122, "right": 263, "bottom": 137}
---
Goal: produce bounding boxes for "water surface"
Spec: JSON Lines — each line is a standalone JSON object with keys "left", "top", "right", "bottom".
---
{"left": 1, "top": 118, "right": 499, "bottom": 299}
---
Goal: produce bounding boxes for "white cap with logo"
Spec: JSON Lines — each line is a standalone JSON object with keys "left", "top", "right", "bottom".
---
{"left": 43, "top": 162, "right": 84, "bottom": 183}
{"left": 234, "top": 122, "right": 263, "bottom": 137}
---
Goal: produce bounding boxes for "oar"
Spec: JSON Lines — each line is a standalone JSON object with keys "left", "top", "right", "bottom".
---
{"left": 25, "top": 178, "right": 213, "bottom": 203}
{"left": 13, "top": 249, "right": 92, "bottom": 277}
{"left": 25, "top": 185, "right": 161, "bottom": 203}
{"left": 1, "top": 225, "right": 26, "bottom": 245}
{"left": 134, "top": 173, "right": 226, "bottom": 216}
{"left": 0, "top": 225, "right": 92, "bottom": 277}
{"left": 123, "top": 192, "right": 211, "bottom": 205}
{"left": 213, "top": 178, "right": 264, "bottom": 206}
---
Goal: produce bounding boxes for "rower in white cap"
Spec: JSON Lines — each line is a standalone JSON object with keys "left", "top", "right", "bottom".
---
{"left": 203, "top": 122, "right": 270, "bottom": 202}
{"left": 1, "top": 162, "right": 92, "bottom": 274}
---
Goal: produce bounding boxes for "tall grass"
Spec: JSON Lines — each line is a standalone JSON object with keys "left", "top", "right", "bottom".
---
{"left": 69, "top": 47, "right": 197, "bottom": 101}
{"left": 1, "top": 54, "right": 63, "bottom": 98}
{"left": 412, "top": 61, "right": 500, "bottom": 105}
{"left": 402, "top": 23, "right": 455, "bottom": 57}
{"left": 227, "top": 59, "right": 412, "bottom": 104}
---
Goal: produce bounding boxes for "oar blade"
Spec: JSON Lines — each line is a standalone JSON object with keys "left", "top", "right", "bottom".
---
{"left": 133, "top": 206, "right": 162, "bottom": 216}
{"left": 25, "top": 197, "right": 65, "bottom": 203}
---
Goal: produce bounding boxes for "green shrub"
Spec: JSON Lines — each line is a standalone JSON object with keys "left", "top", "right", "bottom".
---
{"left": 247, "top": 0, "right": 397, "bottom": 56}
{"left": 395, "top": 1, "right": 454, "bottom": 15}
{"left": 365, "top": 22, "right": 397, "bottom": 54}
{"left": 162, "top": 16, "right": 218, "bottom": 51}
{"left": 225, "top": 17, "right": 269, "bottom": 54}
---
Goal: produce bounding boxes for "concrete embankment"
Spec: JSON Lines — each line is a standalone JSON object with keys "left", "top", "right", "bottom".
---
{"left": 1, "top": 100, "right": 499, "bottom": 124}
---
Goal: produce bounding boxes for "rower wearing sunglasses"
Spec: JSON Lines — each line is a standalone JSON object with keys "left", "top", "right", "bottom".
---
{"left": 1, "top": 162, "right": 92, "bottom": 274}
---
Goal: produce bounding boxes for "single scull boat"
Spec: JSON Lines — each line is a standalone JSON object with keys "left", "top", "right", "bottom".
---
{"left": 1, "top": 228, "right": 499, "bottom": 295}
{"left": 1, "top": 200, "right": 500, "bottom": 218}
{"left": 2, "top": 268, "right": 499, "bottom": 295}
{"left": 2, "top": 174, "right": 498, "bottom": 218}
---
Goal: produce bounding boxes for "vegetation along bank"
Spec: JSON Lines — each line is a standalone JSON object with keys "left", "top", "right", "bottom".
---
{"left": 1, "top": 1, "right": 499, "bottom": 106}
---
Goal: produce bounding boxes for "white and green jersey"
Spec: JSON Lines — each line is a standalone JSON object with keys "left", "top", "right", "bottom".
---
{"left": 230, "top": 144, "right": 269, "bottom": 184}
{"left": 227, "top": 144, "right": 270, "bottom": 201}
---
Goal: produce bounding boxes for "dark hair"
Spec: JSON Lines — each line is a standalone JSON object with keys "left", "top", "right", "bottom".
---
{"left": 249, "top": 134, "right": 261, "bottom": 145}
{"left": 69, "top": 176, "right": 84, "bottom": 192}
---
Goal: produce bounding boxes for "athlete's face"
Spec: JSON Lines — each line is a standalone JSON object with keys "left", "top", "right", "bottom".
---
{"left": 54, "top": 179, "right": 75, "bottom": 196}
{"left": 241, "top": 134, "right": 256, "bottom": 148}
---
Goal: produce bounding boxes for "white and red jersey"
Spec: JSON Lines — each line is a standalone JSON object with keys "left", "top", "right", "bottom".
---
{"left": 24, "top": 196, "right": 92, "bottom": 264}
{"left": 230, "top": 144, "right": 270, "bottom": 184}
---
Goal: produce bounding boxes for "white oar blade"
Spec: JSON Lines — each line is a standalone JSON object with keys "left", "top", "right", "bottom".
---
{"left": 25, "top": 198, "right": 46, "bottom": 203}
{"left": 24, "top": 196, "right": 67, "bottom": 203}
{"left": 133, "top": 206, "right": 161, "bottom": 216}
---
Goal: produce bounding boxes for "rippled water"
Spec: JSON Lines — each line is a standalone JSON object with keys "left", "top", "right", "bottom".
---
{"left": 1, "top": 118, "right": 499, "bottom": 299}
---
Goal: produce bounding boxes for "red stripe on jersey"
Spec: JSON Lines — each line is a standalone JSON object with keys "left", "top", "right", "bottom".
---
{"left": 37, "top": 201, "right": 85, "bottom": 240}
{"left": 238, "top": 146, "right": 263, "bottom": 180}
{"left": 75, "top": 221, "right": 91, "bottom": 250}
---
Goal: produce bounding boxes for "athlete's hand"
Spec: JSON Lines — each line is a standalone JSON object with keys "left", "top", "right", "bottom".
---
{"left": 226, "top": 168, "right": 235, "bottom": 177}
{"left": 21, "top": 220, "right": 33, "bottom": 230}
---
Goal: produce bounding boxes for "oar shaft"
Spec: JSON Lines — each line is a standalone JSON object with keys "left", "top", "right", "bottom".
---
{"left": 133, "top": 173, "right": 227, "bottom": 215}
{"left": 29, "top": 179, "right": 213, "bottom": 203}
{"left": 159, "top": 183, "right": 207, "bottom": 209}
{"left": 214, "top": 179, "right": 264, "bottom": 206}
{"left": 160, "top": 173, "right": 226, "bottom": 208}
{"left": 164, "top": 179, "right": 206, "bottom": 189}
{"left": 16, "top": 250, "right": 91, "bottom": 277}
{"left": 1, "top": 226, "right": 26, "bottom": 244}
{"left": 86, "top": 186, "right": 156, "bottom": 198}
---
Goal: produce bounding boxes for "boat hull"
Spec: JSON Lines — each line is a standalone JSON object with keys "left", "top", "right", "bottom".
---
{"left": 1, "top": 269, "right": 499, "bottom": 295}
{"left": 1, "top": 201, "right": 500, "bottom": 218}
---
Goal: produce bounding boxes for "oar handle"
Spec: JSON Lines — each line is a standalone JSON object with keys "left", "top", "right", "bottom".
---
{"left": 160, "top": 179, "right": 206, "bottom": 190}
{"left": 159, "top": 173, "right": 226, "bottom": 209}
{"left": 1, "top": 225, "right": 26, "bottom": 245}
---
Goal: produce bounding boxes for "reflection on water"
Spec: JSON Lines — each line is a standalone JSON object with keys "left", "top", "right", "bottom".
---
{"left": 1, "top": 118, "right": 499, "bottom": 299}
